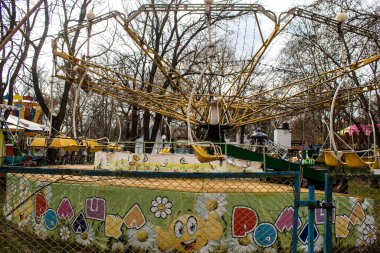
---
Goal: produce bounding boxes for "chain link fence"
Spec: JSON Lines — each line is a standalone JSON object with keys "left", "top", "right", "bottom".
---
{"left": 0, "top": 167, "right": 299, "bottom": 252}
{"left": 1, "top": 166, "right": 378, "bottom": 252}
{"left": 329, "top": 173, "right": 379, "bottom": 253}
{"left": 294, "top": 173, "right": 379, "bottom": 253}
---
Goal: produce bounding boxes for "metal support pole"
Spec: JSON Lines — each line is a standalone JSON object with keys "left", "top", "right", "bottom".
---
{"left": 292, "top": 172, "right": 300, "bottom": 253}
{"left": 324, "top": 173, "right": 333, "bottom": 253}
{"left": 308, "top": 185, "right": 315, "bottom": 253}
{"left": 263, "top": 146, "right": 267, "bottom": 172}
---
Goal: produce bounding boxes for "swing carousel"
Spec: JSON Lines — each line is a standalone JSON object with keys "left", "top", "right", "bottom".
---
{"left": 51, "top": 5, "right": 379, "bottom": 139}
{"left": 46, "top": 1, "right": 380, "bottom": 166}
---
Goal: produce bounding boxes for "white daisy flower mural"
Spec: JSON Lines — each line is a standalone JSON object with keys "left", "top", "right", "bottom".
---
{"left": 17, "top": 191, "right": 28, "bottom": 204}
{"left": 297, "top": 245, "right": 307, "bottom": 253}
{"left": 197, "top": 240, "right": 219, "bottom": 253}
{"left": 76, "top": 226, "right": 95, "bottom": 246}
{"left": 17, "top": 203, "right": 35, "bottom": 230}
{"left": 3, "top": 202, "right": 13, "bottom": 221}
{"left": 314, "top": 236, "right": 324, "bottom": 253}
{"left": 356, "top": 216, "right": 377, "bottom": 246}
{"left": 18, "top": 177, "right": 30, "bottom": 195}
{"left": 17, "top": 212, "right": 33, "bottom": 229}
{"left": 297, "top": 237, "right": 323, "bottom": 253}
{"left": 349, "top": 197, "right": 370, "bottom": 211}
{"left": 60, "top": 226, "right": 71, "bottom": 241}
{"left": 263, "top": 247, "right": 277, "bottom": 253}
{"left": 10, "top": 180, "right": 17, "bottom": 193}
{"left": 227, "top": 234, "right": 258, "bottom": 253}
{"left": 111, "top": 241, "right": 126, "bottom": 252}
{"left": 151, "top": 196, "right": 173, "bottom": 219}
{"left": 218, "top": 239, "right": 229, "bottom": 253}
{"left": 34, "top": 222, "right": 48, "bottom": 240}
{"left": 195, "top": 193, "right": 227, "bottom": 219}
{"left": 126, "top": 222, "right": 156, "bottom": 251}
{"left": 6, "top": 180, "right": 17, "bottom": 202}
{"left": 14, "top": 191, "right": 34, "bottom": 226}
{"left": 36, "top": 181, "right": 53, "bottom": 202}
{"left": 31, "top": 212, "right": 41, "bottom": 227}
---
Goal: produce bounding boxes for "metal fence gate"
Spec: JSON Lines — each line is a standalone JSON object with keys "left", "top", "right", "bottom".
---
{"left": 293, "top": 172, "right": 379, "bottom": 253}
{"left": 0, "top": 167, "right": 299, "bottom": 252}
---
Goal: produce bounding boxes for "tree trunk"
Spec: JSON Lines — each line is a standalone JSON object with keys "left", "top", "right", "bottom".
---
{"left": 239, "top": 125, "right": 245, "bottom": 144}
{"left": 131, "top": 106, "right": 139, "bottom": 140}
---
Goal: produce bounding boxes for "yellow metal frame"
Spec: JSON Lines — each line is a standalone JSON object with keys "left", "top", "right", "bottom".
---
{"left": 52, "top": 5, "right": 380, "bottom": 128}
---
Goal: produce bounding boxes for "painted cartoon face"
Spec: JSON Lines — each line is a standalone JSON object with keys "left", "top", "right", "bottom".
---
{"left": 156, "top": 211, "right": 223, "bottom": 253}
{"left": 169, "top": 214, "right": 208, "bottom": 252}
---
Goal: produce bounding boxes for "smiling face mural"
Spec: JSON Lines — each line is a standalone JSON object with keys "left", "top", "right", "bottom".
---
{"left": 155, "top": 211, "right": 224, "bottom": 252}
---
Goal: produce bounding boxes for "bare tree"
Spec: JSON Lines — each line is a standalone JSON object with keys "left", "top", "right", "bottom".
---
{"left": 278, "top": 0, "right": 380, "bottom": 147}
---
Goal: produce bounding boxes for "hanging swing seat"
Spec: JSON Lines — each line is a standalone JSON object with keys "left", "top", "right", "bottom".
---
{"left": 191, "top": 143, "right": 225, "bottom": 163}
{"left": 323, "top": 150, "right": 346, "bottom": 167}
{"left": 82, "top": 140, "right": 107, "bottom": 153}
{"left": 343, "top": 152, "right": 377, "bottom": 171}
{"left": 314, "top": 154, "right": 325, "bottom": 163}
{"left": 159, "top": 147, "right": 171, "bottom": 154}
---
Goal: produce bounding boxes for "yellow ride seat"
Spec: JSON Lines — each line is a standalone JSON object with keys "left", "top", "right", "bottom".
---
{"left": 323, "top": 150, "right": 346, "bottom": 167}
{"left": 371, "top": 158, "right": 379, "bottom": 171}
{"left": 108, "top": 143, "right": 122, "bottom": 152}
{"left": 83, "top": 140, "right": 108, "bottom": 152}
{"left": 314, "top": 154, "right": 324, "bottom": 163}
{"left": 191, "top": 144, "right": 225, "bottom": 163}
{"left": 159, "top": 147, "right": 171, "bottom": 154}
{"left": 343, "top": 152, "right": 376, "bottom": 170}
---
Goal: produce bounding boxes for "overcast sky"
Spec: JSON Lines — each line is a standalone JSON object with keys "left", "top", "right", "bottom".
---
{"left": 36, "top": 0, "right": 311, "bottom": 90}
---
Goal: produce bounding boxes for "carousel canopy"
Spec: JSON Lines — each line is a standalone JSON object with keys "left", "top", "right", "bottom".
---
{"left": 6, "top": 115, "right": 49, "bottom": 132}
